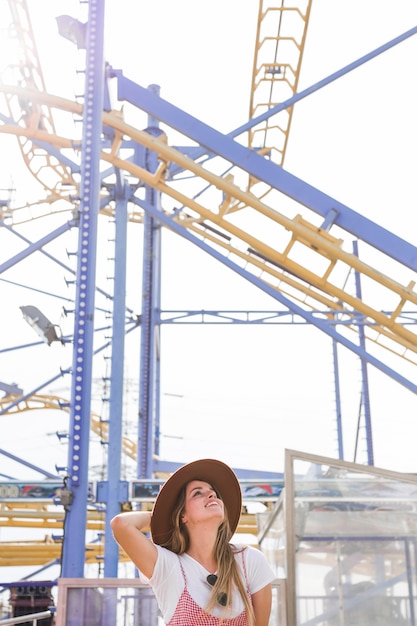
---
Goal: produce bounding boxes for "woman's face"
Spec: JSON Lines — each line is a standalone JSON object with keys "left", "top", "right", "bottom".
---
{"left": 182, "top": 480, "right": 225, "bottom": 528}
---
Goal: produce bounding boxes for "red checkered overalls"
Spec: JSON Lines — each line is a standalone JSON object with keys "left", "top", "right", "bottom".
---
{"left": 167, "top": 552, "right": 251, "bottom": 626}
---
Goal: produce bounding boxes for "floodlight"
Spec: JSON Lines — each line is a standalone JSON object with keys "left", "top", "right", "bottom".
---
{"left": 20, "top": 305, "right": 60, "bottom": 345}
{"left": 56, "top": 15, "right": 87, "bottom": 49}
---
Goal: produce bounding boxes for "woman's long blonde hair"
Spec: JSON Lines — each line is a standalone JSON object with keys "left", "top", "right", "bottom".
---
{"left": 160, "top": 481, "right": 255, "bottom": 626}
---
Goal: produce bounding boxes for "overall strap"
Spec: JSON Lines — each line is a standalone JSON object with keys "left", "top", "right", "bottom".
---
{"left": 177, "top": 555, "right": 187, "bottom": 586}
{"left": 240, "top": 548, "right": 251, "bottom": 595}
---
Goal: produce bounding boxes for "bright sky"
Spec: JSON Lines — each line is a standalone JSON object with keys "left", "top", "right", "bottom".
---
{"left": 1, "top": 0, "right": 417, "bottom": 499}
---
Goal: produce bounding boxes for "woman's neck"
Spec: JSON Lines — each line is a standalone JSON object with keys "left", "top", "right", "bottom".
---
{"left": 186, "top": 532, "right": 218, "bottom": 572}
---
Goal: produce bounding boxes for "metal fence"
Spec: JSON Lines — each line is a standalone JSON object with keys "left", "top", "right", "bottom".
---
{"left": 54, "top": 578, "right": 286, "bottom": 626}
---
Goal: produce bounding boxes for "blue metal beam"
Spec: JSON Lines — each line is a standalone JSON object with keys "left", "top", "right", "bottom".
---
{"left": 353, "top": 240, "right": 374, "bottom": 466}
{"left": 103, "top": 173, "right": 128, "bottom": 577}
{"left": 61, "top": 0, "right": 106, "bottom": 579}
{"left": 227, "top": 26, "right": 417, "bottom": 145}
{"left": 164, "top": 25, "right": 417, "bottom": 174}
{"left": 157, "top": 309, "right": 417, "bottom": 326}
{"left": 0, "top": 220, "right": 75, "bottom": 274}
{"left": 1, "top": 219, "right": 129, "bottom": 308}
{"left": 0, "top": 448, "right": 60, "bottom": 479}
{"left": 152, "top": 458, "right": 283, "bottom": 480}
{"left": 138, "top": 122, "right": 164, "bottom": 479}
{"left": 331, "top": 340, "right": 344, "bottom": 461}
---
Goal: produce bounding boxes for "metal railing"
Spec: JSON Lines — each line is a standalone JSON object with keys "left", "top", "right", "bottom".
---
{"left": 55, "top": 577, "right": 287, "bottom": 626}
{"left": 0, "top": 610, "right": 52, "bottom": 625}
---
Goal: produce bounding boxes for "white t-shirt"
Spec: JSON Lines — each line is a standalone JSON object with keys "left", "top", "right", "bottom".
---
{"left": 145, "top": 544, "right": 275, "bottom": 623}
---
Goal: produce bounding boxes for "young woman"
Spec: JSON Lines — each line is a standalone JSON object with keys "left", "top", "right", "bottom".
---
{"left": 111, "top": 458, "right": 275, "bottom": 625}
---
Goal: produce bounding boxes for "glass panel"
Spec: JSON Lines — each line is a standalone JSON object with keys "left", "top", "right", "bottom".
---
{"left": 291, "top": 456, "right": 417, "bottom": 626}
{"left": 258, "top": 500, "right": 287, "bottom": 580}
{"left": 296, "top": 537, "right": 413, "bottom": 625}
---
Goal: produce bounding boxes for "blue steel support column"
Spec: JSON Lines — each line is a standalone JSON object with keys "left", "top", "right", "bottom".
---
{"left": 353, "top": 240, "right": 374, "bottom": 466}
{"left": 332, "top": 338, "right": 344, "bottom": 460}
{"left": 138, "top": 85, "right": 163, "bottom": 479}
{"left": 104, "top": 172, "right": 128, "bottom": 577}
{"left": 61, "top": 0, "right": 105, "bottom": 577}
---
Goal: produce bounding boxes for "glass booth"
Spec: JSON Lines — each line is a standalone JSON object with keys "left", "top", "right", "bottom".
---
{"left": 259, "top": 449, "right": 417, "bottom": 626}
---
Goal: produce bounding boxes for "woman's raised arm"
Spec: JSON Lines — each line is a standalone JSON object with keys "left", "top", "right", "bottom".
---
{"left": 110, "top": 510, "right": 158, "bottom": 579}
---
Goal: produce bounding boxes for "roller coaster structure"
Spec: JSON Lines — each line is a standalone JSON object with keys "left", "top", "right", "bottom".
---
{"left": 0, "top": 0, "right": 417, "bottom": 579}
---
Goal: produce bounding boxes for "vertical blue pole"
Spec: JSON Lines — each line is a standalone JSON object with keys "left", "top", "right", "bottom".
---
{"left": 61, "top": 0, "right": 105, "bottom": 577}
{"left": 104, "top": 172, "right": 128, "bottom": 577}
{"left": 138, "top": 85, "right": 162, "bottom": 478}
{"left": 353, "top": 240, "right": 374, "bottom": 465}
{"left": 332, "top": 338, "right": 344, "bottom": 460}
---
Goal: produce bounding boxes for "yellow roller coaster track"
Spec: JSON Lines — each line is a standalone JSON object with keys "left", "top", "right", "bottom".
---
{"left": 1, "top": 0, "right": 77, "bottom": 201}
{"left": 0, "top": 501, "right": 108, "bottom": 567}
{"left": 0, "top": 502, "right": 258, "bottom": 566}
{"left": 0, "top": 392, "right": 137, "bottom": 461}
{"left": 248, "top": 0, "right": 313, "bottom": 185}
{"left": 1, "top": 86, "right": 417, "bottom": 371}
{"left": 0, "top": 503, "right": 104, "bottom": 531}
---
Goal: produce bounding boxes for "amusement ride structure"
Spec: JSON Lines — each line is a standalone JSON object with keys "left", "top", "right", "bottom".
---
{"left": 0, "top": 0, "right": 417, "bottom": 596}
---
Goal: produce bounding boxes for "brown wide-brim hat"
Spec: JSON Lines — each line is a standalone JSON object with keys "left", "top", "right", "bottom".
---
{"left": 151, "top": 459, "right": 242, "bottom": 546}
